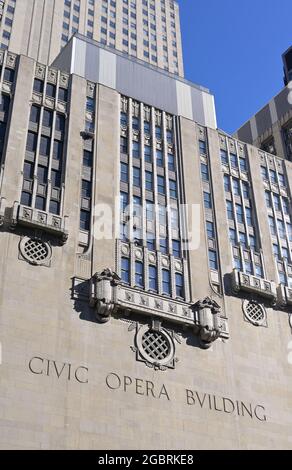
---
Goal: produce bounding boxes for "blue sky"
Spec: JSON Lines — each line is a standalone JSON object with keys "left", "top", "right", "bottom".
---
{"left": 179, "top": 0, "right": 292, "bottom": 134}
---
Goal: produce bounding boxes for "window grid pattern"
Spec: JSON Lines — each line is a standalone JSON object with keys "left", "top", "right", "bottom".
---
{"left": 118, "top": 94, "right": 189, "bottom": 301}
{"left": 61, "top": 0, "right": 183, "bottom": 76}
{"left": 220, "top": 135, "right": 265, "bottom": 278}
{"left": 198, "top": 128, "right": 221, "bottom": 292}
{"left": 20, "top": 65, "right": 69, "bottom": 216}
{"left": 0, "top": 51, "right": 16, "bottom": 173}
{"left": 0, "top": 0, "right": 16, "bottom": 50}
{"left": 79, "top": 81, "right": 96, "bottom": 239}
{"left": 260, "top": 151, "right": 292, "bottom": 288}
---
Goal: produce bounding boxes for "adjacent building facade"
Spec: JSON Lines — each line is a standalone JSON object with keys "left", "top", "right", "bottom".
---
{"left": 0, "top": 0, "right": 184, "bottom": 76}
{"left": 235, "top": 48, "right": 292, "bottom": 162}
{"left": 0, "top": 3, "right": 292, "bottom": 451}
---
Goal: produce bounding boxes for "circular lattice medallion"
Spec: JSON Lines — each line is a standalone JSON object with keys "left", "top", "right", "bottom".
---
{"left": 136, "top": 325, "right": 175, "bottom": 367}
{"left": 243, "top": 300, "right": 266, "bottom": 326}
{"left": 19, "top": 237, "right": 52, "bottom": 266}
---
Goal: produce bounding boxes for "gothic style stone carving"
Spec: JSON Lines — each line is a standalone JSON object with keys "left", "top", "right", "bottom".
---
{"left": 90, "top": 269, "right": 121, "bottom": 323}
{"left": 192, "top": 297, "right": 222, "bottom": 349}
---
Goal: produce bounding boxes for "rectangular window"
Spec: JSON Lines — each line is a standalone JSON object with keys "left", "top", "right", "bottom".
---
{"left": 157, "top": 175, "right": 165, "bottom": 195}
{"left": 145, "top": 171, "right": 153, "bottom": 191}
{"left": 162, "top": 269, "right": 170, "bottom": 295}
{"left": 135, "top": 261, "right": 144, "bottom": 287}
{"left": 156, "top": 149, "right": 163, "bottom": 167}
{"left": 242, "top": 182, "right": 249, "bottom": 199}
{"left": 229, "top": 228, "right": 236, "bottom": 245}
{"left": 199, "top": 140, "right": 207, "bottom": 155}
{"left": 239, "top": 157, "right": 247, "bottom": 172}
{"left": 160, "top": 238, "right": 168, "bottom": 254}
{"left": 209, "top": 249, "right": 218, "bottom": 270}
{"left": 80, "top": 209, "right": 90, "bottom": 231}
{"left": 233, "top": 179, "right": 240, "bottom": 196}
{"left": 220, "top": 149, "right": 228, "bottom": 165}
{"left": 120, "top": 162, "right": 128, "bottom": 183}
{"left": 245, "top": 207, "right": 252, "bottom": 226}
{"left": 149, "top": 265, "right": 157, "bottom": 291}
{"left": 133, "top": 166, "right": 141, "bottom": 187}
{"left": 230, "top": 153, "right": 238, "bottom": 169}
{"left": 226, "top": 200, "right": 234, "bottom": 220}
{"left": 144, "top": 145, "right": 151, "bottom": 162}
{"left": 236, "top": 204, "right": 244, "bottom": 224}
{"left": 175, "top": 273, "right": 184, "bottom": 298}
{"left": 204, "top": 192, "right": 212, "bottom": 209}
{"left": 120, "top": 191, "right": 129, "bottom": 212}
{"left": 121, "top": 257, "right": 130, "bottom": 284}
{"left": 207, "top": 221, "right": 215, "bottom": 239}
{"left": 169, "top": 180, "right": 177, "bottom": 199}
{"left": 132, "top": 141, "right": 140, "bottom": 158}
{"left": 168, "top": 153, "right": 175, "bottom": 172}
{"left": 201, "top": 163, "right": 209, "bottom": 181}
{"left": 120, "top": 136, "right": 128, "bottom": 154}
{"left": 224, "top": 175, "right": 231, "bottom": 192}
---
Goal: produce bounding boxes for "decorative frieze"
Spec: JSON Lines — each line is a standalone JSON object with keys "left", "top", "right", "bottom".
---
{"left": 231, "top": 269, "right": 277, "bottom": 305}
{"left": 89, "top": 267, "right": 229, "bottom": 348}
{"left": 11, "top": 203, "right": 68, "bottom": 244}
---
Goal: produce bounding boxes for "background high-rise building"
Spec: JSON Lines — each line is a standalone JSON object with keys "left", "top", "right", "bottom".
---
{"left": 0, "top": 0, "right": 184, "bottom": 76}
{"left": 0, "top": 1, "right": 292, "bottom": 451}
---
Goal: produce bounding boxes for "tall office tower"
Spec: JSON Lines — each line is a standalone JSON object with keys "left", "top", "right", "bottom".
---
{"left": 235, "top": 46, "right": 292, "bottom": 161}
{"left": 1, "top": 4, "right": 292, "bottom": 452}
{"left": 0, "top": 0, "right": 184, "bottom": 76}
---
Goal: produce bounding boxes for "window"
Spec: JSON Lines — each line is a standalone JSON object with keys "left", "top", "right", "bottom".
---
{"left": 265, "top": 191, "right": 272, "bottom": 208}
{"left": 133, "top": 166, "right": 141, "bottom": 187}
{"left": 201, "top": 163, "right": 209, "bottom": 181}
{"left": 120, "top": 163, "right": 128, "bottom": 183}
{"left": 239, "top": 232, "right": 247, "bottom": 248}
{"left": 269, "top": 169, "right": 277, "bottom": 184}
{"left": 166, "top": 130, "right": 173, "bottom": 144}
{"left": 224, "top": 175, "right": 231, "bottom": 192}
{"left": 149, "top": 265, "right": 157, "bottom": 291}
{"left": 199, "top": 140, "right": 207, "bottom": 155}
{"left": 81, "top": 180, "right": 92, "bottom": 198}
{"left": 55, "top": 114, "right": 65, "bottom": 132}
{"left": 269, "top": 216, "right": 276, "bottom": 235}
{"left": 160, "top": 238, "right": 167, "bottom": 254}
{"left": 156, "top": 149, "right": 163, "bottom": 167}
{"left": 120, "top": 136, "right": 128, "bottom": 154}
{"left": 245, "top": 207, "right": 252, "bottom": 226}
{"left": 229, "top": 228, "right": 236, "bottom": 245}
{"left": 273, "top": 194, "right": 281, "bottom": 212}
{"left": 37, "top": 166, "right": 47, "bottom": 184}
{"left": 278, "top": 173, "right": 286, "bottom": 187}
{"left": 132, "top": 141, "right": 140, "bottom": 158}
{"left": 33, "top": 79, "right": 44, "bottom": 94}
{"left": 121, "top": 257, "right": 130, "bottom": 284}
{"left": 249, "top": 235, "right": 256, "bottom": 251}
{"left": 226, "top": 201, "right": 234, "bottom": 220}
{"left": 173, "top": 240, "right": 181, "bottom": 258}
{"left": 207, "top": 221, "right": 215, "bottom": 239}
{"left": 236, "top": 204, "right": 244, "bottom": 224}
{"left": 245, "top": 261, "right": 253, "bottom": 275}
{"left": 242, "top": 182, "right": 249, "bottom": 199}
{"left": 144, "top": 121, "right": 151, "bottom": 134}
{"left": 273, "top": 244, "right": 280, "bottom": 260}
{"left": 120, "top": 112, "right": 128, "bottom": 127}
{"left": 147, "top": 234, "right": 155, "bottom": 251}
{"left": 239, "top": 157, "right": 247, "bottom": 172}
{"left": 261, "top": 166, "right": 268, "bottom": 180}
{"left": 26, "top": 132, "right": 38, "bottom": 153}
{"left": 42, "top": 109, "right": 53, "bottom": 128}
{"left": 230, "top": 153, "right": 238, "bottom": 168}
{"left": 209, "top": 249, "right": 218, "bottom": 270}
{"left": 132, "top": 116, "right": 139, "bottom": 131}
{"left": 30, "top": 105, "right": 40, "bottom": 123}
{"left": 155, "top": 126, "right": 162, "bottom": 140}
{"left": 46, "top": 83, "right": 56, "bottom": 98}
{"left": 168, "top": 153, "right": 175, "bottom": 172}
{"left": 220, "top": 149, "right": 228, "bottom": 165}
{"left": 83, "top": 150, "right": 93, "bottom": 167}
{"left": 145, "top": 171, "right": 153, "bottom": 191}
{"left": 169, "top": 180, "right": 177, "bottom": 199}
{"left": 204, "top": 191, "right": 212, "bottom": 209}
{"left": 144, "top": 145, "right": 151, "bottom": 162}
{"left": 120, "top": 191, "right": 129, "bottom": 212}
{"left": 278, "top": 219, "right": 286, "bottom": 239}
{"left": 175, "top": 273, "right": 184, "bottom": 298}
{"left": 162, "top": 269, "right": 170, "bottom": 295}
{"left": 157, "top": 175, "right": 165, "bottom": 195}
{"left": 233, "top": 179, "right": 240, "bottom": 196}
{"left": 58, "top": 87, "right": 68, "bottom": 102}
{"left": 35, "top": 196, "right": 46, "bottom": 211}
{"left": 135, "top": 261, "right": 144, "bottom": 287}
{"left": 39, "top": 136, "right": 50, "bottom": 156}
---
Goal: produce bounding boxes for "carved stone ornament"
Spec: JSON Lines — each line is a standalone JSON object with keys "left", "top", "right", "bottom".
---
{"left": 90, "top": 269, "right": 121, "bottom": 323}
{"left": 192, "top": 297, "right": 222, "bottom": 349}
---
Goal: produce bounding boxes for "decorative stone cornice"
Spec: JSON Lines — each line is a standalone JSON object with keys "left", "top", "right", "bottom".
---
{"left": 10, "top": 203, "right": 68, "bottom": 244}
{"left": 231, "top": 269, "right": 277, "bottom": 305}
{"left": 89, "top": 268, "right": 229, "bottom": 347}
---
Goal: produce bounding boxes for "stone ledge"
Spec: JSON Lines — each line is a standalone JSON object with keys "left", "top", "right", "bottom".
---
{"left": 11, "top": 202, "right": 68, "bottom": 243}
{"left": 231, "top": 269, "right": 277, "bottom": 305}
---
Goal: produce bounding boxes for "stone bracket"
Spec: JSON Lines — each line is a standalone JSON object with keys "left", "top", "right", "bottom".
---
{"left": 231, "top": 269, "right": 277, "bottom": 305}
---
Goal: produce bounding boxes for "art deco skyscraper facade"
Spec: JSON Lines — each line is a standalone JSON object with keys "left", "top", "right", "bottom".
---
{"left": 0, "top": 0, "right": 184, "bottom": 76}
